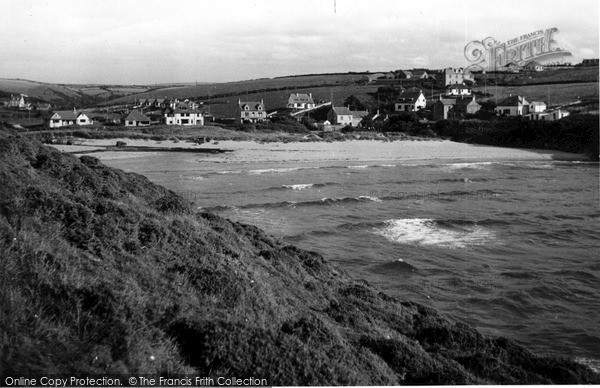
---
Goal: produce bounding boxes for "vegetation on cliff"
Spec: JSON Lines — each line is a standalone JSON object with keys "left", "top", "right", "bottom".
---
{"left": 0, "top": 129, "right": 598, "bottom": 384}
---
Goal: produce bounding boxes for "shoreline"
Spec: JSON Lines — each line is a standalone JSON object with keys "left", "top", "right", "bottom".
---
{"left": 50, "top": 137, "right": 592, "bottom": 164}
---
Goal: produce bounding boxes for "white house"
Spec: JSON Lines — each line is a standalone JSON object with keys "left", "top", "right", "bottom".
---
{"left": 164, "top": 102, "right": 204, "bottom": 125}
{"left": 327, "top": 106, "right": 353, "bottom": 125}
{"left": 44, "top": 110, "right": 93, "bottom": 128}
{"left": 446, "top": 84, "right": 472, "bottom": 96}
{"left": 395, "top": 90, "right": 426, "bottom": 112}
{"left": 286, "top": 93, "right": 315, "bottom": 109}
{"left": 495, "top": 95, "right": 530, "bottom": 116}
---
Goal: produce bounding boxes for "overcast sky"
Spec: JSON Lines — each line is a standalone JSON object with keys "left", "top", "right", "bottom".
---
{"left": 1, "top": 0, "right": 598, "bottom": 84}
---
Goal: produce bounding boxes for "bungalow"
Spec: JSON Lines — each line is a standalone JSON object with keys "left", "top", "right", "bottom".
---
{"left": 44, "top": 110, "right": 93, "bottom": 128}
{"left": 164, "top": 103, "right": 204, "bottom": 125}
{"left": 495, "top": 95, "right": 529, "bottom": 116}
{"left": 238, "top": 99, "right": 267, "bottom": 123}
{"left": 446, "top": 83, "right": 472, "bottom": 96}
{"left": 529, "top": 101, "right": 547, "bottom": 113}
{"left": 523, "top": 61, "right": 544, "bottom": 72}
{"left": 286, "top": 93, "right": 315, "bottom": 110}
{"left": 123, "top": 110, "right": 151, "bottom": 127}
{"left": 394, "top": 90, "right": 426, "bottom": 112}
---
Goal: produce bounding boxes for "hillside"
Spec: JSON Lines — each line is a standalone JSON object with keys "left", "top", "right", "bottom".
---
{"left": 0, "top": 79, "right": 149, "bottom": 108}
{"left": 0, "top": 129, "right": 598, "bottom": 384}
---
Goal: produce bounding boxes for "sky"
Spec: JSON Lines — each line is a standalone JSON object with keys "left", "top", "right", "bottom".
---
{"left": 0, "top": 0, "right": 598, "bottom": 84}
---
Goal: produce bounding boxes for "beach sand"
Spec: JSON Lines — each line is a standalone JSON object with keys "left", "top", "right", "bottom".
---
{"left": 52, "top": 138, "right": 588, "bottom": 164}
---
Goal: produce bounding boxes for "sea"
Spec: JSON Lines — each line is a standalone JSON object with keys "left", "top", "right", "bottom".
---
{"left": 96, "top": 146, "right": 600, "bottom": 371}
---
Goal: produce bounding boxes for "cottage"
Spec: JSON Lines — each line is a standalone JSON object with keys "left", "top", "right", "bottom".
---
{"left": 327, "top": 106, "right": 353, "bottom": 126}
{"left": 446, "top": 83, "right": 472, "bottom": 96}
{"left": 394, "top": 90, "right": 426, "bottom": 112}
{"left": 238, "top": 99, "right": 267, "bottom": 123}
{"left": 454, "top": 95, "right": 481, "bottom": 116}
{"left": 433, "top": 97, "right": 456, "bottom": 120}
{"left": 286, "top": 93, "right": 315, "bottom": 110}
{"left": 44, "top": 110, "right": 93, "bottom": 128}
{"left": 123, "top": 110, "right": 151, "bottom": 127}
{"left": 495, "top": 95, "right": 530, "bottom": 116}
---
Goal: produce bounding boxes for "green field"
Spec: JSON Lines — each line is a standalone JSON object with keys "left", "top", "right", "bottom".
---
{"left": 473, "top": 82, "right": 599, "bottom": 107}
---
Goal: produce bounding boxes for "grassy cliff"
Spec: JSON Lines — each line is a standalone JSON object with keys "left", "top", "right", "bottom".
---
{"left": 0, "top": 129, "right": 598, "bottom": 384}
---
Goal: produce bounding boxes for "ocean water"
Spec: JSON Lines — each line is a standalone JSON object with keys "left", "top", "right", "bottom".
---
{"left": 97, "top": 149, "right": 600, "bottom": 370}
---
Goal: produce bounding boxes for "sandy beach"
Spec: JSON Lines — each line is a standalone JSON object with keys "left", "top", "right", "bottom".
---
{"left": 51, "top": 138, "right": 588, "bottom": 164}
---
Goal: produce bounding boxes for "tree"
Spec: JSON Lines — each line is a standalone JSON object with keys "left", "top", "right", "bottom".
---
{"left": 343, "top": 95, "right": 367, "bottom": 111}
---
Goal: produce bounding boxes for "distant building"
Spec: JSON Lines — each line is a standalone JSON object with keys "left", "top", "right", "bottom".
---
{"left": 495, "top": 95, "right": 530, "bottom": 116}
{"left": 44, "top": 110, "right": 93, "bottom": 128}
{"left": 395, "top": 70, "right": 413, "bottom": 79}
{"left": 5, "top": 94, "right": 28, "bottom": 109}
{"left": 34, "top": 102, "right": 52, "bottom": 111}
{"left": 529, "top": 101, "right": 547, "bottom": 113}
{"left": 123, "top": 110, "right": 151, "bottom": 126}
{"left": 286, "top": 93, "right": 315, "bottom": 110}
{"left": 164, "top": 102, "right": 204, "bottom": 125}
{"left": 394, "top": 90, "right": 426, "bottom": 112}
{"left": 523, "top": 60, "right": 544, "bottom": 72}
{"left": 580, "top": 59, "right": 599, "bottom": 67}
{"left": 411, "top": 70, "right": 429, "bottom": 79}
{"left": 436, "top": 68, "right": 474, "bottom": 86}
{"left": 504, "top": 61, "right": 522, "bottom": 73}
{"left": 238, "top": 99, "right": 267, "bottom": 123}
{"left": 446, "top": 83, "right": 472, "bottom": 96}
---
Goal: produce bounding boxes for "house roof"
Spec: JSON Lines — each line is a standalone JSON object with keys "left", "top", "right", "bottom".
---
{"left": 497, "top": 95, "right": 528, "bottom": 106}
{"left": 124, "top": 110, "right": 150, "bottom": 122}
{"left": 412, "top": 70, "right": 428, "bottom": 77}
{"left": 239, "top": 101, "right": 264, "bottom": 111}
{"left": 288, "top": 93, "right": 314, "bottom": 104}
{"left": 397, "top": 90, "right": 423, "bottom": 102}
{"left": 454, "top": 96, "right": 479, "bottom": 106}
{"left": 49, "top": 110, "right": 80, "bottom": 120}
{"left": 350, "top": 110, "right": 369, "bottom": 118}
